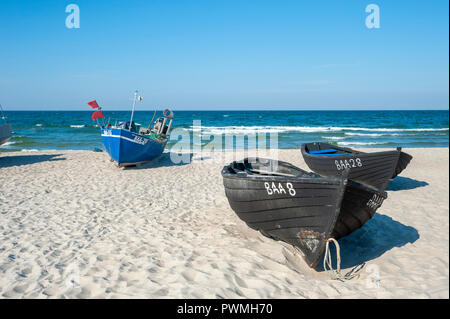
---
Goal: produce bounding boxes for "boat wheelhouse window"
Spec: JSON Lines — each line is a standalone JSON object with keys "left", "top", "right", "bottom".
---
{"left": 152, "top": 117, "right": 170, "bottom": 137}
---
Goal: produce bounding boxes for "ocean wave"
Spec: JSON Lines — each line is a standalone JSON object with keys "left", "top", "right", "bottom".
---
{"left": 337, "top": 141, "right": 387, "bottom": 146}
{"left": 323, "top": 136, "right": 346, "bottom": 140}
{"left": 70, "top": 125, "right": 86, "bottom": 128}
{"left": 185, "top": 126, "right": 318, "bottom": 134}
{"left": 330, "top": 126, "right": 449, "bottom": 132}
{"left": 365, "top": 127, "right": 435, "bottom": 132}
{"left": 2, "top": 141, "right": 15, "bottom": 146}
{"left": 35, "top": 124, "right": 43, "bottom": 127}
{"left": 201, "top": 127, "right": 286, "bottom": 135}
{"left": 183, "top": 125, "right": 449, "bottom": 135}
{"left": 20, "top": 149, "right": 39, "bottom": 152}
{"left": 345, "top": 132, "right": 385, "bottom": 137}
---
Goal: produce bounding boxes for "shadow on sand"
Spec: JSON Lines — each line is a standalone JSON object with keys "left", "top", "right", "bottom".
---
{"left": 387, "top": 176, "right": 429, "bottom": 191}
{"left": 0, "top": 154, "right": 66, "bottom": 168}
{"left": 125, "top": 152, "right": 196, "bottom": 169}
{"left": 315, "top": 213, "right": 419, "bottom": 271}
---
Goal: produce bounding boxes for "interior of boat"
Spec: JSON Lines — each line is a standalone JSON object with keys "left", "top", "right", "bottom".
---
{"left": 228, "top": 158, "right": 317, "bottom": 178}
{"left": 304, "top": 143, "right": 354, "bottom": 156}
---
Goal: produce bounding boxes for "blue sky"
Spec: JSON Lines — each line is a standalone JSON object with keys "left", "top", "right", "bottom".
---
{"left": 0, "top": 0, "right": 448, "bottom": 110}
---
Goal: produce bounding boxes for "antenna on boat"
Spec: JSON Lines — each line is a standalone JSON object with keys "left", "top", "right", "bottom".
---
{"left": 129, "top": 90, "right": 143, "bottom": 129}
{"left": 148, "top": 105, "right": 157, "bottom": 130}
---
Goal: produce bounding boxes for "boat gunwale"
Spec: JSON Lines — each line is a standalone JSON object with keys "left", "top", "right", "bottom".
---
{"left": 300, "top": 142, "right": 401, "bottom": 159}
{"left": 221, "top": 158, "right": 346, "bottom": 185}
{"left": 101, "top": 127, "right": 168, "bottom": 145}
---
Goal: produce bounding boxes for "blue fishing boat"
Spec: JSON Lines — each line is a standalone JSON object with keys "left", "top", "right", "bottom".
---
{"left": 90, "top": 91, "right": 174, "bottom": 167}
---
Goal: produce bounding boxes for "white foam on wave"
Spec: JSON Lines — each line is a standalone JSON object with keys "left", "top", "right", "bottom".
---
{"left": 20, "top": 148, "right": 61, "bottom": 152}
{"left": 185, "top": 125, "right": 322, "bottom": 134}
{"left": 70, "top": 125, "right": 85, "bottom": 128}
{"left": 323, "top": 136, "right": 346, "bottom": 140}
{"left": 183, "top": 125, "right": 449, "bottom": 135}
{"left": 341, "top": 127, "right": 449, "bottom": 132}
{"left": 338, "top": 141, "right": 386, "bottom": 146}
{"left": 35, "top": 124, "right": 43, "bottom": 127}
{"left": 203, "top": 126, "right": 286, "bottom": 135}
{"left": 2, "top": 141, "right": 15, "bottom": 146}
{"left": 345, "top": 131, "right": 446, "bottom": 137}
{"left": 345, "top": 132, "right": 386, "bottom": 137}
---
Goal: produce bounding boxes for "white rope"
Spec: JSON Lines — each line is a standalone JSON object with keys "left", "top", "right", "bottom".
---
{"left": 323, "top": 238, "right": 365, "bottom": 281}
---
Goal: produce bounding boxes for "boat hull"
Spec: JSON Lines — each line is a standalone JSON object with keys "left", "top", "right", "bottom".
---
{"left": 222, "top": 158, "right": 387, "bottom": 268}
{"left": 301, "top": 142, "right": 412, "bottom": 190}
{"left": 101, "top": 128, "right": 167, "bottom": 166}
{"left": 331, "top": 180, "right": 386, "bottom": 239}
{"left": 393, "top": 151, "right": 413, "bottom": 178}
{"left": 0, "top": 124, "right": 12, "bottom": 146}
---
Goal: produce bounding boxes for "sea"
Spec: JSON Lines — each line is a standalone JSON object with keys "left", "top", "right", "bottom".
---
{"left": 1, "top": 110, "right": 448, "bottom": 152}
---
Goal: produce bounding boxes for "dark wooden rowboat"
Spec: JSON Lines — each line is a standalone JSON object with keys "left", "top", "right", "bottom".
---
{"left": 301, "top": 142, "right": 412, "bottom": 190}
{"left": 221, "top": 157, "right": 387, "bottom": 268}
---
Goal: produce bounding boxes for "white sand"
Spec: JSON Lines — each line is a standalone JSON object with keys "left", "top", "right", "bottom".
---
{"left": 0, "top": 148, "right": 448, "bottom": 299}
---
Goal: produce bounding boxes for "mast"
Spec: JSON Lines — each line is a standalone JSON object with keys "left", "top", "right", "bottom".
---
{"left": 129, "top": 90, "right": 138, "bottom": 129}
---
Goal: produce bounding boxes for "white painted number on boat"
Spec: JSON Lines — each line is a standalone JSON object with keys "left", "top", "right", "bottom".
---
{"left": 287, "top": 183, "right": 296, "bottom": 196}
{"left": 335, "top": 158, "right": 362, "bottom": 170}
{"left": 133, "top": 135, "right": 147, "bottom": 145}
{"left": 367, "top": 194, "right": 384, "bottom": 209}
{"left": 264, "top": 182, "right": 296, "bottom": 196}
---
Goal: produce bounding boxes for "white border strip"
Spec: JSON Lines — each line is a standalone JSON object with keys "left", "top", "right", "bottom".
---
{"left": 101, "top": 134, "right": 140, "bottom": 144}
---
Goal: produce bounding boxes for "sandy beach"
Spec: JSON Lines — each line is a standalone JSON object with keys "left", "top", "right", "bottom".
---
{"left": 0, "top": 148, "right": 448, "bottom": 299}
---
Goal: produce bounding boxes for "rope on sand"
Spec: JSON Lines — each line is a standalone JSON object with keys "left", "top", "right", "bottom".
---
{"left": 323, "top": 238, "right": 365, "bottom": 281}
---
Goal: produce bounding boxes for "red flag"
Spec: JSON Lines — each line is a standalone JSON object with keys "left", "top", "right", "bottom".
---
{"left": 87, "top": 100, "right": 99, "bottom": 109}
{"left": 92, "top": 110, "right": 105, "bottom": 121}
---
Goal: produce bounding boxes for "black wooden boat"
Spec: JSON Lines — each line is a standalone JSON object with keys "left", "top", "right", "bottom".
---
{"left": 221, "top": 158, "right": 387, "bottom": 268}
{"left": 301, "top": 142, "right": 412, "bottom": 190}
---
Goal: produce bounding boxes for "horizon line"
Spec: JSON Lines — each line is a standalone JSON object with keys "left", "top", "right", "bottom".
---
{"left": 3, "top": 108, "right": 449, "bottom": 112}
